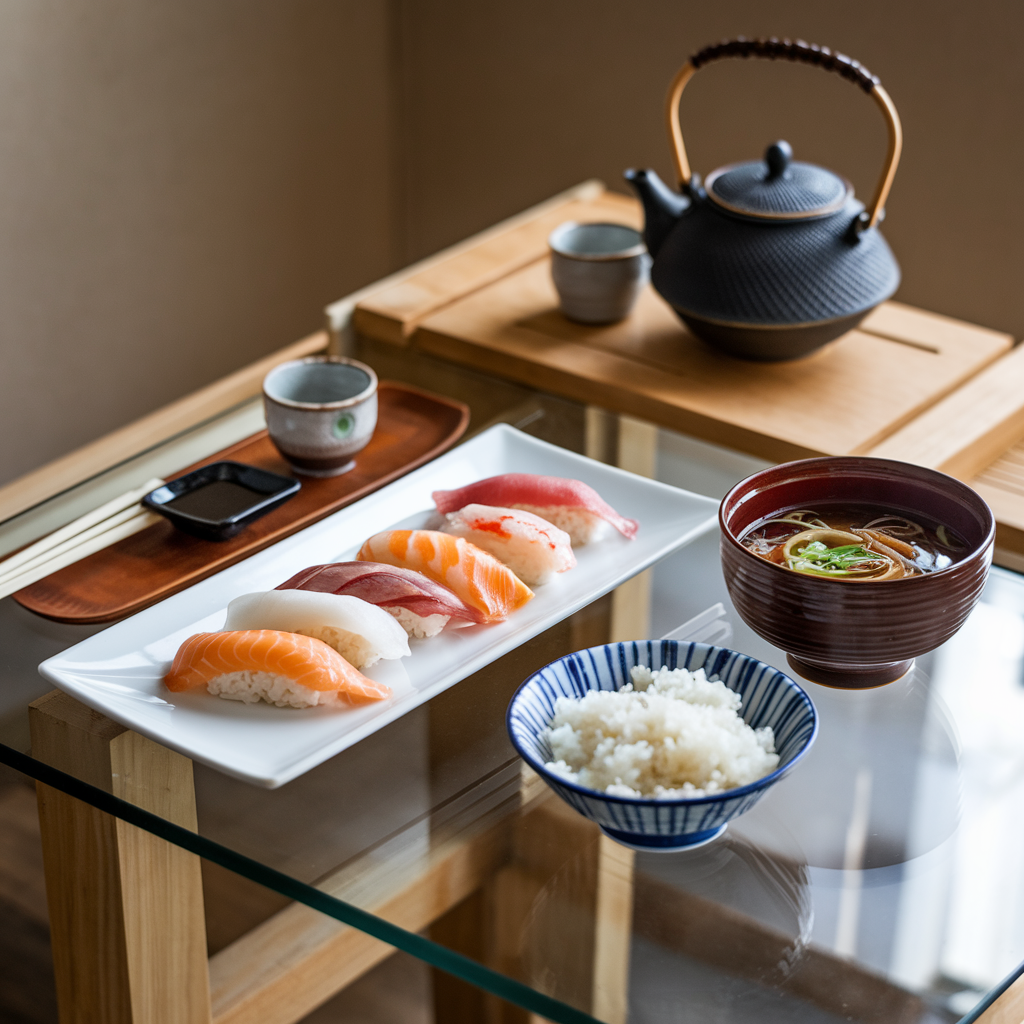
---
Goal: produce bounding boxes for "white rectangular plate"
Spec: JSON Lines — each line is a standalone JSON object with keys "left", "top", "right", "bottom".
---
{"left": 40, "top": 426, "right": 718, "bottom": 786}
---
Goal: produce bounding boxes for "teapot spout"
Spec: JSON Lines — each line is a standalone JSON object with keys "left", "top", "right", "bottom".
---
{"left": 623, "top": 168, "right": 690, "bottom": 258}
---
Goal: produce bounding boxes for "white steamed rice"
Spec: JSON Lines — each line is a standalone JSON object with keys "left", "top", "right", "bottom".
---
{"left": 542, "top": 665, "right": 779, "bottom": 799}
{"left": 291, "top": 625, "right": 383, "bottom": 668}
{"left": 510, "top": 504, "right": 609, "bottom": 546}
{"left": 385, "top": 606, "right": 450, "bottom": 638}
{"left": 207, "top": 671, "right": 339, "bottom": 709}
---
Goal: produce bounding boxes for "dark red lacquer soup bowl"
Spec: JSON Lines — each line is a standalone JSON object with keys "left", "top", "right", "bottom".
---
{"left": 720, "top": 457, "right": 995, "bottom": 688}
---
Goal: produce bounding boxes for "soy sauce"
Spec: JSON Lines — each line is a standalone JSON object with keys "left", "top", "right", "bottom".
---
{"left": 166, "top": 480, "right": 267, "bottom": 521}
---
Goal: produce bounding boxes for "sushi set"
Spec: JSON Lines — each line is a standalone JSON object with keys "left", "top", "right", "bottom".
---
{"left": 39, "top": 426, "right": 719, "bottom": 786}
{"left": 164, "top": 475, "right": 638, "bottom": 708}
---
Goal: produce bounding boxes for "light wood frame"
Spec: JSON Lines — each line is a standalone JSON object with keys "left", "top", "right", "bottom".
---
{"left": 27, "top": 690, "right": 1024, "bottom": 1024}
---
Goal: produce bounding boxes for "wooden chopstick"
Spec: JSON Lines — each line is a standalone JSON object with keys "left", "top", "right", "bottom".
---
{"left": 0, "top": 502, "right": 154, "bottom": 586}
{"left": 0, "top": 477, "right": 165, "bottom": 581}
{"left": 0, "top": 508, "right": 162, "bottom": 600}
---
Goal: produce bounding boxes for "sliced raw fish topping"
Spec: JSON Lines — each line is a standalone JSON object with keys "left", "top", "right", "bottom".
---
{"left": 276, "top": 561, "right": 486, "bottom": 625}
{"left": 443, "top": 504, "right": 575, "bottom": 586}
{"left": 224, "top": 590, "right": 410, "bottom": 668}
{"left": 356, "top": 530, "right": 533, "bottom": 622}
{"left": 164, "top": 630, "right": 391, "bottom": 704}
{"left": 432, "top": 474, "right": 638, "bottom": 541}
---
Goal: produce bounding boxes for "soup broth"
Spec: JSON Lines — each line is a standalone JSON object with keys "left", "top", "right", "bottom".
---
{"left": 740, "top": 503, "right": 967, "bottom": 580}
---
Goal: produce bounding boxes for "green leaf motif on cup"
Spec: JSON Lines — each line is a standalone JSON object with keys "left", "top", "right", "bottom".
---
{"left": 333, "top": 413, "right": 355, "bottom": 439}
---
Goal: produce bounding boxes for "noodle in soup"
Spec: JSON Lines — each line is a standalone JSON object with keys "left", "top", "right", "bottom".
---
{"left": 739, "top": 504, "right": 966, "bottom": 580}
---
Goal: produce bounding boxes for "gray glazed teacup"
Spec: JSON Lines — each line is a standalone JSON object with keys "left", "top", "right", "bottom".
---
{"left": 263, "top": 356, "right": 378, "bottom": 477}
{"left": 548, "top": 221, "right": 651, "bottom": 324}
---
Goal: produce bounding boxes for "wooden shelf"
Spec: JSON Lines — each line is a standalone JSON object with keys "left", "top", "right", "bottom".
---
{"left": 412, "top": 261, "right": 1008, "bottom": 463}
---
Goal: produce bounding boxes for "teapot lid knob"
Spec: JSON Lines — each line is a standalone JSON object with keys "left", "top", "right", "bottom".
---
{"left": 765, "top": 140, "right": 793, "bottom": 179}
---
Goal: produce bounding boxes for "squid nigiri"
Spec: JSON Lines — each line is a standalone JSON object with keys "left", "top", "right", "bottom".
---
{"left": 442, "top": 504, "right": 575, "bottom": 586}
{"left": 356, "top": 530, "right": 533, "bottom": 622}
{"left": 164, "top": 630, "right": 391, "bottom": 708}
{"left": 432, "top": 474, "right": 638, "bottom": 545}
{"left": 224, "top": 590, "right": 409, "bottom": 668}
{"left": 276, "top": 561, "right": 486, "bottom": 638}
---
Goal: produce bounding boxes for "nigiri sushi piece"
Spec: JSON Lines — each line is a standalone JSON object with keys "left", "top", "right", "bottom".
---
{"left": 356, "top": 530, "right": 533, "bottom": 622}
{"left": 432, "top": 474, "right": 638, "bottom": 545}
{"left": 164, "top": 630, "right": 391, "bottom": 708}
{"left": 224, "top": 591, "right": 409, "bottom": 668}
{"left": 276, "top": 561, "right": 486, "bottom": 638}
{"left": 442, "top": 504, "right": 575, "bottom": 586}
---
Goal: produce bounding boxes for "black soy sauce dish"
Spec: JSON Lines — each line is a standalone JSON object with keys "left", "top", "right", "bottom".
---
{"left": 143, "top": 462, "right": 301, "bottom": 541}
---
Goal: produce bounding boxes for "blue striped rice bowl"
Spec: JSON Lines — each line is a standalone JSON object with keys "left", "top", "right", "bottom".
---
{"left": 507, "top": 641, "right": 817, "bottom": 850}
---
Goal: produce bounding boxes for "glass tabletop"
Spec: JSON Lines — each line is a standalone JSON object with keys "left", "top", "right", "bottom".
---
{"left": 2, "top": 394, "right": 1023, "bottom": 1024}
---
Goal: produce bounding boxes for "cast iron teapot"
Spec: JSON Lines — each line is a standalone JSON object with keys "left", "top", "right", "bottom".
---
{"left": 626, "top": 38, "right": 902, "bottom": 361}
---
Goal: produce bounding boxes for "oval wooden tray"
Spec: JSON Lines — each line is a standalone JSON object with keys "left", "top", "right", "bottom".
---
{"left": 15, "top": 382, "right": 469, "bottom": 623}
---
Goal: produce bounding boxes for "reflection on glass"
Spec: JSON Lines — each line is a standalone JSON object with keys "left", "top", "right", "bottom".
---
{"left": 928, "top": 586, "right": 1024, "bottom": 998}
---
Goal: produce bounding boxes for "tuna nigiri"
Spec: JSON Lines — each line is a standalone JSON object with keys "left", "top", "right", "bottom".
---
{"left": 164, "top": 630, "right": 391, "bottom": 708}
{"left": 276, "top": 561, "right": 486, "bottom": 638}
{"left": 224, "top": 591, "right": 410, "bottom": 668}
{"left": 432, "top": 474, "right": 638, "bottom": 545}
{"left": 356, "top": 530, "right": 533, "bottom": 622}
{"left": 442, "top": 504, "right": 575, "bottom": 586}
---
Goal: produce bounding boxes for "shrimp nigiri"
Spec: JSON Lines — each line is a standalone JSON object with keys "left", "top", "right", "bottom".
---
{"left": 442, "top": 504, "right": 575, "bottom": 586}
{"left": 432, "top": 474, "right": 638, "bottom": 545}
{"left": 276, "top": 561, "right": 486, "bottom": 638}
{"left": 164, "top": 630, "right": 391, "bottom": 708}
{"left": 356, "top": 530, "right": 533, "bottom": 622}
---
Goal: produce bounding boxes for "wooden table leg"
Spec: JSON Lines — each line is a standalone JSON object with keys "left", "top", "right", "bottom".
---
{"left": 429, "top": 776, "right": 638, "bottom": 1024}
{"left": 978, "top": 970, "right": 1024, "bottom": 1024}
{"left": 29, "top": 691, "right": 211, "bottom": 1024}
{"left": 590, "top": 836, "right": 635, "bottom": 1024}
{"left": 589, "top": 410, "right": 650, "bottom": 1005}
{"left": 481, "top": 797, "right": 636, "bottom": 1024}
{"left": 608, "top": 412, "right": 658, "bottom": 642}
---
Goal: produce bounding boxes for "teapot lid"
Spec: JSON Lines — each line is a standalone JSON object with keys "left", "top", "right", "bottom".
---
{"left": 705, "top": 141, "right": 851, "bottom": 221}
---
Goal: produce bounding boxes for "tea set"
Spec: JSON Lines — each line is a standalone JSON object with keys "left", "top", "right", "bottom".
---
{"left": 554, "top": 36, "right": 903, "bottom": 362}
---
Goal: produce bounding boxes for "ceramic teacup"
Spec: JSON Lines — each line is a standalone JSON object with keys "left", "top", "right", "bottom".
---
{"left": 263, "top": 356, "right": 378, "bottom": 477}
{"left": 548, "top": 221, "right": 651, "bottom": 324}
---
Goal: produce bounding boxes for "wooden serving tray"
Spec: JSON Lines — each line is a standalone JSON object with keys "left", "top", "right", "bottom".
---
{"left": 15, "top": 382, "right": 469, "bottom": 623}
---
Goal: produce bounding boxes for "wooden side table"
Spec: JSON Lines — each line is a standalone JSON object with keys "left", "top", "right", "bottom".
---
{"left": 6, "top": 180, "right": 1024, "bottom": 1024}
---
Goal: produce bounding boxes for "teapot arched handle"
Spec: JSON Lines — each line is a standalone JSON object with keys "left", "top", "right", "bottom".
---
{"left": 666, "top": 38, "right": 902, "bottom": 231}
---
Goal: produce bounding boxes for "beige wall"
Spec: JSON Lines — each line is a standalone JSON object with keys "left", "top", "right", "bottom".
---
{"left": 0, "top": 1, "right": 394, "bottom": 485}
{"left": 2, "top": 1, "right": 1022, "bottom": 486}
{"left": 396, "top": 0, "right": 1024, "bottom": 341}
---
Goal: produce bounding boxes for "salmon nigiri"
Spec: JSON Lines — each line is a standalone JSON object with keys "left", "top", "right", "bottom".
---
{"left": 432, "top": 474, "right": 638, "bottom": 545}
{"left": 164, "top": 630, "right": 391, "bottom": 708}
{"left": 356, "top": 530, "right": 533, "bottom": 622}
